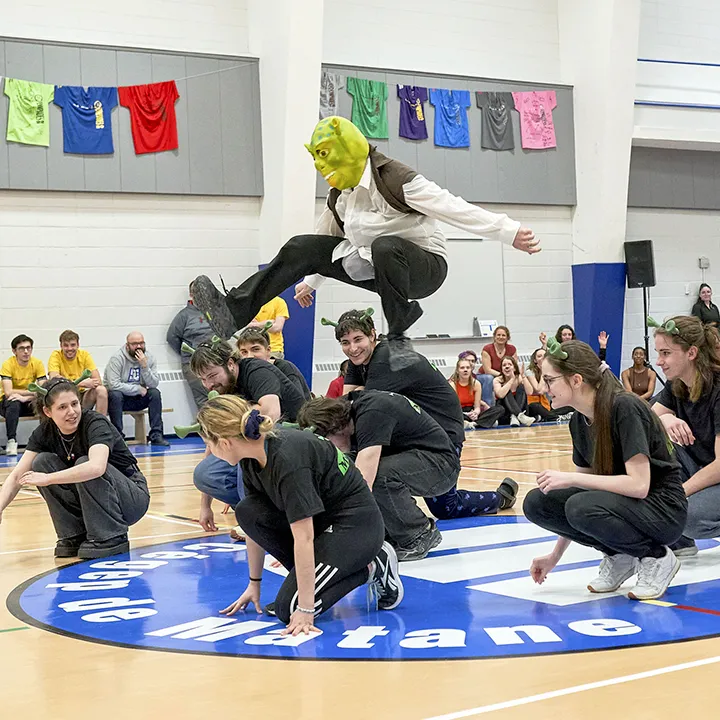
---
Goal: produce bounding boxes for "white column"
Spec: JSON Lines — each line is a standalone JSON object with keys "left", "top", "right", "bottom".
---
{"left": 248, "top": 0, "right": 325, "bottom": 260}
{"left": 558, "top": 0, "right": 642, "bottom": 264}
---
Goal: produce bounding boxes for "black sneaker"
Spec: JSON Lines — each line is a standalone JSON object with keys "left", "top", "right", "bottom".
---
{"left": 263, "top": 602, "right": 277, "bottom": 617}
{"left": 670, "top": 535, "right": 699, "bottom": 558}
{"left": 497, "top": 477, "right": 519, "bottom": 510}
{"left": 387, "top": 335, "right": 418, "bottom": 371}
{"left": 78, "top": 534, "right": 130, "bottom": 559}
{"left": 149, "top": 435, "right": 171, "bottom": 447}
{"left": 54, "top": 534, "right": 86, "bottom": 558}
{"left": 395, "top": 519, "right": 442, "bottom": 562}
{"left": 371, "top": 541, "right": 404, "bottom": 610}
{"left": 192, "top": 275, "right": 239, "bottom": 339}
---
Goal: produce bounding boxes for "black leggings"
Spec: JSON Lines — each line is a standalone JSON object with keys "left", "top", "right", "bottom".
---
{"left": 235, "top": 493, "right": 384, "bottom": 624}
{"left": 496, "top": 386, "right": 528, "bottom": 424}
{"left": 0, "top": 398, "right": 35, "bottom": 441}
{"left": 523, "top": 486, "right": 687, "bottom": 559}
{"left": 226, "top": 234, "right": 448, "bottom": 336}
{"left": 528, "top": 402, "right": 565, "bottom": 422}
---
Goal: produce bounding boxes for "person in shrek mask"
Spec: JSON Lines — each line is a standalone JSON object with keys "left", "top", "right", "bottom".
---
{"left": 192, "top": 116, "right": 538, "bottom": 365}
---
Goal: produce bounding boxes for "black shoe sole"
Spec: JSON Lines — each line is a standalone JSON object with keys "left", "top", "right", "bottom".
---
{"left": 192, "top": 275, "right": 239, "bottom": 338}
{"left": 54, "top": 546, "right": 81, "bottom": 558}
{"left": 396, "top": 528, "right": 442, "bottom": 562}
{"left": 376, "top": 541, "right": 404, "bottom": 610}
{"left": 78, "top": 540, "right": 130, "bottom": 559}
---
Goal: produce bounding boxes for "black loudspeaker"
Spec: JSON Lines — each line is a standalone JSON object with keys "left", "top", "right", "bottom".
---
{"left": 624, "top": 240, "right": 656, "bottom": 288}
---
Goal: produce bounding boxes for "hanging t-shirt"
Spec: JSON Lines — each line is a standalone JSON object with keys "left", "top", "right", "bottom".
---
{"left": 4, "top": 78, "right": 54, "bottom": 147}
{"left": 476, "top": 91, "right": 515, "bottom": 151}
{"left": 54, "top": 86, "right": 118, "bottom": 155}
{"left": 346, "top": 77, "right": 388, "bottom": 139}
{"left": 397, "top": 85, "right": 428, "bottom": 141}
{"left": 319, "top": 70, "right": 344, "bottom": 119}
{"left": 429, "top": 89, "right": 471, "bottom": 148}
{"left": 512, "top": 90, "right": 557, "bottom": 149}
{"left": 118, "top": 81, "right": 179, "bottom": 155}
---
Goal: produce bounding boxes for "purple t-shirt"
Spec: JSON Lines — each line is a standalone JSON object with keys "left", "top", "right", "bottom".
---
{"left": 397, "top": 85, "right": 428, "bottom": 140}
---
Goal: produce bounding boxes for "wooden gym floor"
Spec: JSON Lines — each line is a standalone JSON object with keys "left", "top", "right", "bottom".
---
{"left": 2, "top": 424, "right": 719, "bottom": 720}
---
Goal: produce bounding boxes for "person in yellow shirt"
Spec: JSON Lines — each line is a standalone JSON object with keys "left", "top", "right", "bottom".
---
{"left": 0, "top": 334, "right": 46, "bottom": 456}
{"left": 244, "top": 296, "right": 290, "bottom": 358}
{"left": 48, "top": 330, "right": 108, "bottom": 415}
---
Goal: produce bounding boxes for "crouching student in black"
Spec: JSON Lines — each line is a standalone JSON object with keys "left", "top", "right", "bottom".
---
{"left": 196, "top": 394, "right": 403, "bottom": 635}
{"left": 298, "top": 390, "right": 517, "bottom": 561}
{"left": 0, "top": 375, "right": 149, "bottom": 559}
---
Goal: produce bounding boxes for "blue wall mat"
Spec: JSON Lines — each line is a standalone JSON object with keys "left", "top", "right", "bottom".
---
{"left": 258, "top": 264, "right": 315, "bottom": 385}
{"left": 572, "top": 263, "right": 626, "bottom": 376}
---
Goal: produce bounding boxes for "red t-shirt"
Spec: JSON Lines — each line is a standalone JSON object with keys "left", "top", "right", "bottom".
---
{"left": 326, "top": 376, "right": 345, "bottom": 398}
{"left": 482, "top": 342, "right": 517, "bottom": 372}
{"left": 119, "top": 81, "right": 179, "bottom": 155}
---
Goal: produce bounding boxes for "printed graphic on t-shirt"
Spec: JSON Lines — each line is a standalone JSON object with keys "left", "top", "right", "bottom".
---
{"left": 512, "top": 91, "right": 557, "bottom": 150}
{"left": 128, "top": 367, "right": 141, "bottom": 383}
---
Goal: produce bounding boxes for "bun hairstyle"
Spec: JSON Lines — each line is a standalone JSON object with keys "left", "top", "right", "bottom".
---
{"left": 30, "top": 370, "right": 91, "bottom": 422}
{"left": 651, "top": 314, "right": 720, "bottom": 402}
{"left": 196, "top": 394, "right": 275, "bottom": 444}
{"left": 543, "top": 338, "right": 667, "bottom": 475}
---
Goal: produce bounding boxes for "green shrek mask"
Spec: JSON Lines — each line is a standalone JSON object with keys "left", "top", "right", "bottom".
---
{"left": 305, "top": 116, "right": 370, "bottom": 191}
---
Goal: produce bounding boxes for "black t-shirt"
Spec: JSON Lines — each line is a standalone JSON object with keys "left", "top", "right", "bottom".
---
{"left": 235, "top": 358, "right": 305, "bottom": 422}
{"left": 344, "top": 341, "right": 464, "bottom": 448}
{"left": 655, "top": 374, "right": 720, "bottom": 467}
{"left": 26, "top": 409, "right": 140, "bottom": 476}
{"left": 350, "top": 389, "right": 456, "bottom": 457}
{"left": 273, "top": 358, "right": 312, "bottom": 400}
{"left": 569, "top": 393, "right": 682, "bottom": 492}
{"left": 691, "top": 301, "right": 720, "bottom": 326}
{"left": 240, "top": 427, "right": 371, "bottom": 524}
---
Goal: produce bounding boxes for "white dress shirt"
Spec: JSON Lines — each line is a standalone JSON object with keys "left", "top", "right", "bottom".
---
{"left": 304, "top": 161, "right": 521, "bottom": 289}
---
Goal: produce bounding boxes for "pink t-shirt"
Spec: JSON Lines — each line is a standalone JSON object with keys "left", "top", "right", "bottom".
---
{"left": 512, "top": 91, "right": 557, "bottom": 149}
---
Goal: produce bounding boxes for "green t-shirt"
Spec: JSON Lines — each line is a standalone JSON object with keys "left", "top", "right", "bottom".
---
{"left": 347, "top": 77, "right": 388, "bottom": 139}
{"left": 4, "top": 78, "right": 55, "bottom": 147}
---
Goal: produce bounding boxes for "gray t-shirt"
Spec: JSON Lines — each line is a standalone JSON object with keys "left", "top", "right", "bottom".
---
{"left": 319, "top": 70, "right": 345, "bottom": 119}
{"left": 476, "top": 92, "right": 515, "bottom": 151}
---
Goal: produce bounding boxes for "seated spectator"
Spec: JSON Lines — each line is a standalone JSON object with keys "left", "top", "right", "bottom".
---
{"left": 242, "top": 296, "right": 290, "bottom": 359}
{"left": 458, "top": 350, "right": 494, "bottom": 406}
{"left": 541, "top": 327, "right": 609, "bottom": 361}
{"left": 104, "top": 332, "right": 170, "bottom": 447}
{"left": 234, "top": 327, "right": 311, "bottom": 399}
{"left": 449, "top": 358, "right": 503, "bottom": 429}
{"left": 482, "top": 326, "right": 520, "bottom": 378}
{"left": 493, "top": 356, "right": 535, "bottom": 426}
{"left": 166, "top": 281, "right": 213, "bottom": 409}
{"left": 691, "top": 283, "right": 720, "bottom": 328}
{"left": 621, "top": 347, "right": 657, "bottom": 401}
{"left": 326, "top": 360, "right": 349, "bottom": 398}
{"left": 48, "top": 330, "right": 107, "bottom": 415}
{"left": 0, "top": 334, "right": 46, "bottom": 456}
{"left": 524, "top": 348, "right": 573, "bottom": 422}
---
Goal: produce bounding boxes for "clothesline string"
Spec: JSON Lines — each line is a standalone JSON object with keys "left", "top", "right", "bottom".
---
{"left": 172, "top": 64, "right": 246, "bottom": 83}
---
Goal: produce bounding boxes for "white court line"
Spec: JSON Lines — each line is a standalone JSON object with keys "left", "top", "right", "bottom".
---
{"left": 463, "top": 443, "right": 572, "bottom": 455}
{"left": 461, "top": 467, "right": 538, "bottom": 477}
{"left": 465, "top": 438, "right": 572, "bottom": 449}
{"left": 422, "top": 654, "right": 720, "bottom": 719}
{"left": 145, "top": 513, "right": 200, "bottom": 528}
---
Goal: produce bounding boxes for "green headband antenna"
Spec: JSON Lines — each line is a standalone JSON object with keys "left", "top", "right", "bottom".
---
{"left": 182, "top": 335, "right": 224, "bottom": 356}
{"left": 28, "top": 369, "right": 93, "bottom": 397}
{"left": 647, "top": 316, "right": 679, "bottom": 336}
{"left": 321, "top": 307, "right": 375, "bottom": 329}
{"left": 546, "top": 336, "right": 568, "bottom": 360}
{"left": 174, "top": 390, "right": 220, "bottom": 438}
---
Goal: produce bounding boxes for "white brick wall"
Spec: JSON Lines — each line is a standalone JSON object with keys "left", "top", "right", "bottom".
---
{"left": 0, "top": 192, "right": 261, "bottom": 372}
{"left": 323, "top": 0, "right": 561, "bottom": 83}
{"left": 1, "top": 1, "right": 250, "bottom": 55}
{"left": 623, "top": 207, "right": 720, "bottom": 369}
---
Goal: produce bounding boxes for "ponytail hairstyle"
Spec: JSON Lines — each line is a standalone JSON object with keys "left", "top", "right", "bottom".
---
{"left": 544, "top": 338, "right": 664, "bottom": 475}
{"left": 196, "top": 394, "right": 274, "bottom": 444}
{"left": 30, "top": 371, "right": 91, "bottom": 422}
{"left": 652, "top": 314, "right": 720, "bottom": 402}
{"left": 450, "top": 357, "right": 475, "bottom": 386}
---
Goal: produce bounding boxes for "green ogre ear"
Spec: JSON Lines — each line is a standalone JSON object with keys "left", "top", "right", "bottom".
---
{"left": 546, "top": 336, "right": 568, "bottom": 361}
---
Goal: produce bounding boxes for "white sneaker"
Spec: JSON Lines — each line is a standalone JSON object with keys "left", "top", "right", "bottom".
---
{"left": 587, "top": 553, "right": 637, "bottom": 593}
{"left": 518, "top": 411, "right": 536, "bottom": 426}
{"left": 5, "top": 439, "right": 18, "bottom": 456}
{"left": 628, "top": 547, "right": 680, "bottom": 601}
{"left": 510, "top": 415, "right": 520, "bottom": 427}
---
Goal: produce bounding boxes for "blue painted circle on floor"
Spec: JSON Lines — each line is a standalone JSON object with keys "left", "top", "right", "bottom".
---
{"left": 9, "top": 516, "right": 720, "bottom": 660}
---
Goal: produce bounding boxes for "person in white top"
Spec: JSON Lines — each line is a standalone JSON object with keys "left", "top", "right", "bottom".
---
{"left": 191, "top": 116, "right": 539, "bottom": 363}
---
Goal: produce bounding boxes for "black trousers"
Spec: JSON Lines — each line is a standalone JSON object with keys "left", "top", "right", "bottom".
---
{"left": 226, "top": 234, "right": 448, "bottom": 336}
{"left": 528, "top": 402, "right": 562, "bottom": 422}
{"left": 523, "top": 486, "right": 687, "bottom": 559}
{"left": 108, "top": 388, "right": 164, "bottom": 439}
{"left": 235, "top": 492, "right": 384, "bottom": 624}
{"left": 0, "top": 398, "right": 35, "bottom": 441}
{"left": 497, "top": 386, "right": 528, "bottom": 424}
{"left": 464, "top": 405, "right": 505, "bottom": 429}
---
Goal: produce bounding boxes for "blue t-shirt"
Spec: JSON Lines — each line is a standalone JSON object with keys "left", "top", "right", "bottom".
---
{"left": 54, "top": 86, "right": 118, "bottom": 155}
{"left": 429, "top": 89, "right": 471, "bottom": 148}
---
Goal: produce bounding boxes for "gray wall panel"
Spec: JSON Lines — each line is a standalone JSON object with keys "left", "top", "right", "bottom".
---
{"left": 319, "top": 63, "right": 576, "bottom": 206}
{"left": 0, "top": 42, "right": 9, "bottom": 189}
{"left": 219, "top": 61, "right": 248, "bottom": 195}
{"left": 185, "top": 57, "right": 223, "bottom": 195}
{"left": 249, "top": 62, "right": 263, "bottom": 195}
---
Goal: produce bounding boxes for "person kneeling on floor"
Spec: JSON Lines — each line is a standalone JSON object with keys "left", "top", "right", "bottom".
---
{"left": 0, "top": 374, "right": 150, "bottom": 559}
{"left": 195, "top": 394, "right": 403, "bottom": 633}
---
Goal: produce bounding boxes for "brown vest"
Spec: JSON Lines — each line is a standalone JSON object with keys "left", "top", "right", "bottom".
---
{"left": 326, "top": 147, "right": 420, "bottom": 234}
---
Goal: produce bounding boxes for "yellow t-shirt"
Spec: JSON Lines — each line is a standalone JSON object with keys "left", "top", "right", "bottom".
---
{"left": 254, "top": 297, "right": 290, "bottom": 354}
{"left": 0, "top": 356, "right": 46, "bottom": 400}
{"left": 47, "top": 349, "right": 97, "bottom": 381}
